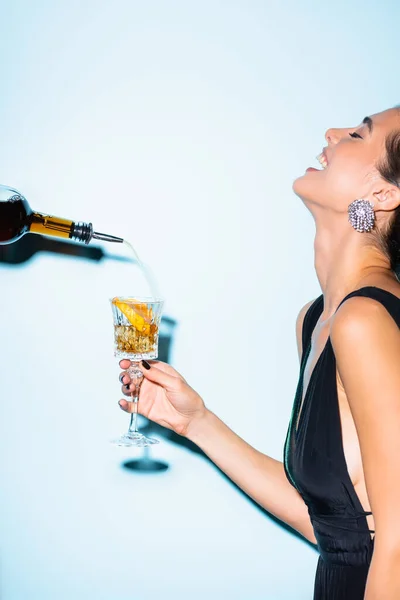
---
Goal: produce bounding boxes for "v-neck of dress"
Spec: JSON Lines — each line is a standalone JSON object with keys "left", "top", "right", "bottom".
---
{"left": 294, "top": 335, "right": 330, "bottom": 437}
{"left": 293, "top": 285, "right": 400, "bottom": 439}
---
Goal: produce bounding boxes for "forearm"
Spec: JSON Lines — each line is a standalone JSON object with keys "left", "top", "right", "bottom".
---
{"left": 365, "top": 546, "right": 400, "bottom": 599}
{"left": 186, "top": 409, "right": 316, "bottom": 544}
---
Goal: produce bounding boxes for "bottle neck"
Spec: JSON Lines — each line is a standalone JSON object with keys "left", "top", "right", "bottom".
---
{"left": 28, "top": 212, "right": 93, "bottom": 244}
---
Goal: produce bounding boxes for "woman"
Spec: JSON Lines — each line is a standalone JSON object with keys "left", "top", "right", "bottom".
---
{"left": 119, "top": 107, "right": 400, "bottom": 599}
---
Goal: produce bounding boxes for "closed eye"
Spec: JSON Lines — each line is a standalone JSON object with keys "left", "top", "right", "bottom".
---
{"left": 349, "top": 132, "right": 363, "bottom": 139}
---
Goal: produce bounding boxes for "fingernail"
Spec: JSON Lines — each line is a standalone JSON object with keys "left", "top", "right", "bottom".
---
{"left": 119, "top": 374, "right": 125, "bottom": 383}
{"left": 118, "top": 400, "right": 123, "bottom": 408}
{"left": 125, "top": 384, "right": 130, "bottom": 390}
{"left": 141, "top": 360, "right": 151, "bottom": 370}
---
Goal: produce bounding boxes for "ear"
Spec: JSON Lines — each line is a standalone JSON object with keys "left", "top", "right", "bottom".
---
{"left": 370, "top": 184, "right": 400, "bottom": 212}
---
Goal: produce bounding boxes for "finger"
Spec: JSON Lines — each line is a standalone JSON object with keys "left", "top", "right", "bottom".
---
{"left": 118, "top": 399, "right": 134, "bottom": 413}
{"left": 120, "top": 359, "right": 186, "bottom": 382}
{"left": 143, "top": 360, "right": 186, "bottom": 380}
{"left": 118, "top": 398, "right": 142, "bottom": 413}
{"left": 119, "top": 359, "right": 131, "bottom": 369}
{"left": 119, "top": 371, "right": 130, "bottom": 385}
{"left": 140, "top": 361, "right": 183, "bottom": 390}
{"left": 121, "top": 383, "right": 137, "bottom": 396}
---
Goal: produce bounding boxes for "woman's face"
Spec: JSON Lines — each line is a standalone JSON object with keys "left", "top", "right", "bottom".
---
{"left": 293, "top": 108, "right": 400, "bottom": 209}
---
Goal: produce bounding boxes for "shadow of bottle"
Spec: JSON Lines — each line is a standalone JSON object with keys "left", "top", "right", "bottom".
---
{"left": 0, "top": 233, "right": 132, "bottom": 265}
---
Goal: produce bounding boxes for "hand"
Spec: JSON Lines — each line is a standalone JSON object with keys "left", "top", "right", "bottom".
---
{"left": 119, "top": 360, "right": 207, "bottom": 437}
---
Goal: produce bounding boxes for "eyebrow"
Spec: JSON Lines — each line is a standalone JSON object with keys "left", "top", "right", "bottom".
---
{"left": 362, "top": 116, "right": 373, "bottom": 134}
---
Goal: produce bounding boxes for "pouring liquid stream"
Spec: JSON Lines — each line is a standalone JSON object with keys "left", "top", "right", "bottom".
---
{"left": 122, "top": 240, "right": 162, "bottom": 300}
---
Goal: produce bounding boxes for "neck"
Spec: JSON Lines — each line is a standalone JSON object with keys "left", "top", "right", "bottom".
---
{"left": 313, "top": 212, "right": 395, "bottom": 319}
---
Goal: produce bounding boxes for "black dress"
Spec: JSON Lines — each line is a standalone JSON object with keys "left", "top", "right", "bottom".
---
{"left": 284, "top": 286, "right": 400, "bottom": 599}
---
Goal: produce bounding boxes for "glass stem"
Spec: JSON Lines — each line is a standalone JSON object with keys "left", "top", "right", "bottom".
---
{"left": 128, "top": 394, "right": 139, "bottom": 433}
{"left": 126, "top": 361, "right": 143, "bottom": 436}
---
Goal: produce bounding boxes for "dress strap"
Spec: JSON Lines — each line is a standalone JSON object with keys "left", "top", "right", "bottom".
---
{"left": 335, "top": 286, "right": 400, "bottom": 327}
{"left": 356, "top": 510, "right": 375, "bottom": 534}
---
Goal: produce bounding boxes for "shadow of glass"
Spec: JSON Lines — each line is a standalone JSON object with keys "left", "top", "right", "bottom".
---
{"left": 122, "top": 446, "right": 169, "bottom": 474}
{"left": 119, "top": 316, "right": 178, "bottom": 474}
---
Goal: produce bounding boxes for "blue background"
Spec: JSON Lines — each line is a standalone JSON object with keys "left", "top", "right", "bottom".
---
{"left": 1, "top": 1, "right": 399, "bottom": 598}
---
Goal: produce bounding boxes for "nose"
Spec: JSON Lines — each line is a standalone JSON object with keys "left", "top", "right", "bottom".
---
{"left": 325, "top": 127, "right": 341, "bottom": 145}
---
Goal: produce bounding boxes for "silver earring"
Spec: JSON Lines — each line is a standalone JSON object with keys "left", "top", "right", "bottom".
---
{"left": 348, "top": 198, "right": 375, "bottom": 232}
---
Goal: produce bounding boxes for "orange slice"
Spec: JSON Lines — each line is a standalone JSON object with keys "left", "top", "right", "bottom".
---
{"left": 112, "top": 299, "right": 151, "bottom": 334}
{"left": 114, "top": 299, "right": 153, "bottom": 321}
{"left": 132, "top": 302, "right": 153, "bottom": 322}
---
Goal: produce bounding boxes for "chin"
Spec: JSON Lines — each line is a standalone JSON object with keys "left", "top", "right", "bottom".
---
{"left": 292, "top": 171, "right": 313, "bottom": 197}
{"left": 292, "top": 170, "right": 325, "bottom": 202}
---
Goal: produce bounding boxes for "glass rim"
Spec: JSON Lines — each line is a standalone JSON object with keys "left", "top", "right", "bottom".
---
{"left": 109, "top": 296, "right": 164, "bottom": 304}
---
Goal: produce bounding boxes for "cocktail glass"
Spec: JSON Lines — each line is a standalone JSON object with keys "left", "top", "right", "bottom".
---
{"left": 110, "top": 296, "right": 163, "bottom": 447}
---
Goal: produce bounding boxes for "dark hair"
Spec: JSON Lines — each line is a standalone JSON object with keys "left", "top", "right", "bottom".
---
{"left": 375, "top": 128, "right": 400, "bottom": 273}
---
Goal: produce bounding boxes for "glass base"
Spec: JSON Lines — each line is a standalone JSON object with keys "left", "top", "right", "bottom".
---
{"left": 114, "top": 350, "right": 158, "bottom": 361}
{"left": 111, "top": 431, "right": 160, "bottom": 447}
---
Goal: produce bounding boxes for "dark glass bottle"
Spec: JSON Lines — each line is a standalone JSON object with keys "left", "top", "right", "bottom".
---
{"left": 0, "top": 184, "right": 123, "bottom": 245}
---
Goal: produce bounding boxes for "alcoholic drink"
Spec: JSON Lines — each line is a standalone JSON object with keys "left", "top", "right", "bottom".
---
{"left": 0, "top": 184, "right": 123, "bottom": 245}
{"left": 111, "top": 297, "right": 162, "bottom": 360}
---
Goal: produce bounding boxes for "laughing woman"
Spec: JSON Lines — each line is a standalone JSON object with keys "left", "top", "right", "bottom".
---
{"left": 119, "top": 107, "right": 400, "bottom": 599}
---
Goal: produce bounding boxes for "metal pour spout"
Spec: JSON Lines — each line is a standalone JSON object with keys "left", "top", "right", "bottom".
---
{"left": 71, "top": 222, "right": 124, "bottom": 244}
{"left": 92, "top": 230, "right": 124, "bottom": 243}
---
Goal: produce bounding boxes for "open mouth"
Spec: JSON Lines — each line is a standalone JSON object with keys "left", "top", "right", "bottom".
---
{"left": 316, "top": 152, "right": 328, "bottom": 169}
{"left": 306, "top": 152, "right": 328, "bottom": 173}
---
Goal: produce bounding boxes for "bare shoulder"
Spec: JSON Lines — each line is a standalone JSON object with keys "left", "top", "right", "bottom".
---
{"left": 331, "top": 284, "right": 400, "bottom": 345}
{"left": 295, "top": 298, "right": 317, "bottom": 361}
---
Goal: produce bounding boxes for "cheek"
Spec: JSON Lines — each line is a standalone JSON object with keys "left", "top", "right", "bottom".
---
{"left": 324, "top": 156, "right": 366, "bottom": 199}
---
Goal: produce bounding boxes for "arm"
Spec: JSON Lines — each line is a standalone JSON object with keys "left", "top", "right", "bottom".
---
{"left": 331, "top": 297, "right": 400, "bottom": 599}
{"left": 186, "top": 298, "right": 317, "bottom": 544}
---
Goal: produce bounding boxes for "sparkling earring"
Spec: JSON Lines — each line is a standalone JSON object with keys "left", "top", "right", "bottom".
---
{"left": 348, "top": 198, "right": 375, "bottom": 232}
